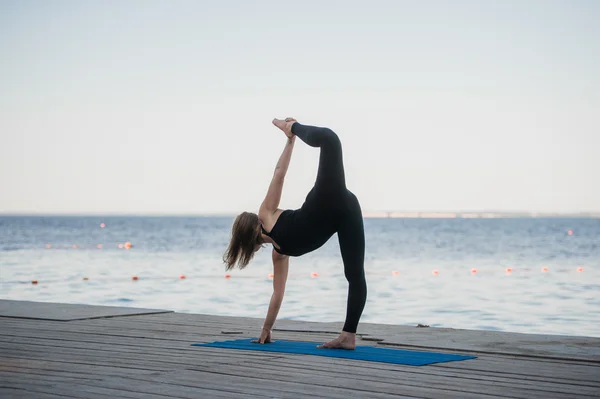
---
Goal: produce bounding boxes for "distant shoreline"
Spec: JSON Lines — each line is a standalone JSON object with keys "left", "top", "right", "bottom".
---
{"left": 361, "top": 211, "right": 600, "bottom": 219}
{"left": 1, "top": 212, "right": 599, "bottom": 218}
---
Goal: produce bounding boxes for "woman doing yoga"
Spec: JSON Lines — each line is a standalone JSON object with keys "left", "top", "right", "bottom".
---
{"left": 223, "top": 118, "right": 367, "bottom": 350}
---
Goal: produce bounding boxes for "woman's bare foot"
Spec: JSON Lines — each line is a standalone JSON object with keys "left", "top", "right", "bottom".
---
{"left": 317, "top": 331, "right": 356, "bottom": 350}
{"left": 272, "top": 117, "right": 296, "bottom": 138}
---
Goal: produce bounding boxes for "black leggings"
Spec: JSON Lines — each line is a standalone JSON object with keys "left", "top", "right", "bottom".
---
{"left": 292, "top": 122, "right": 367, "bottom": 334}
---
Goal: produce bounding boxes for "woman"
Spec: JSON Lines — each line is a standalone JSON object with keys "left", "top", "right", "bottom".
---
{"left": 223, "top": 117, "right": 366, "bottom": 350}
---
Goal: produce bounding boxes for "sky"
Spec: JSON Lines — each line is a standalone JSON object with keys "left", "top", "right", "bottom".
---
{"left": 1, "top": 0, "right": 599, "bottom": 215}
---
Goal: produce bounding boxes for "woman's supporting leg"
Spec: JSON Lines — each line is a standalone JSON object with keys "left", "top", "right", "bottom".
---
{"left": 337, "top": 193, "right": 367, "bottom": 333}
{"left": 291, "top": 123, "right": 346, "bottom": 194}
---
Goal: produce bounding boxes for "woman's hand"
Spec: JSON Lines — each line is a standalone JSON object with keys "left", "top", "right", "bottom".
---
{"left": 284, "top": 117, "right": 297, "bottom": 139}
{"left": 251, "top": 327, "right": 273, "bottom": 344}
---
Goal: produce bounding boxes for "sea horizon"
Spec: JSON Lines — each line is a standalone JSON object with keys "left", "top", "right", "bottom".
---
{"left": 2, "top": 211, "right": 600, "bottom": 218}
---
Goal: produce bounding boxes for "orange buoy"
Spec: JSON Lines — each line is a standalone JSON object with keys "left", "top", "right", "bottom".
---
{"left": 45, "top": 244, "right": 52, "bottom": 249}
{"left": 432, "top": 269, "right": 439, "bottom": 275}
{"left": 72, "top": 244, "right": 78, "bottom": 249}
{"left": 310, "top": 272, "right": 319, "bottom": 278}
{"left": 471, "top": 268, "right": 477, "bottom": 274}
{"left": 577, "top": 267, "right": 584, "bottom": 272}
{"left": 179, "top": 275, "right": 186, "bottom": 279}
{"left": 100, "top": 223, "right": 106, "bottom": 228}
{"left": 132, "top": 276, "right": 139, "bottom": 281}
{"left": 506, "top": 267, "right": 513, "bottom": 273}
{"left": 124, "top": 242, "right": 132, "bottom": 249}
{"left": 568, "top": 229, "right": 573, "bottom": 235}
{"left": 31, "top": 280, "right": 38, "bottom": 284}
{"left": 392, "top": 270, "right": 399, "bottom": 276}
{"left": 224, "top": 273, "right": 231, "bottom": 279}
{"left": 96, "top": 244, "right": 103, "bottom": 249}
{"left": 268, "top": 273, "right": 274, "bottom": 279}
{"left": 541, "top": 267, "right": 549, "bottom": 272}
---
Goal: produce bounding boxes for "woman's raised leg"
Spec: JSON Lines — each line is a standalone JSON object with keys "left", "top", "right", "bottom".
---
{"left": 291, "top": 122, "right": 346, "bottom": 194}
{"left": 273, "top": 119, "right": 346, "bottom": 195}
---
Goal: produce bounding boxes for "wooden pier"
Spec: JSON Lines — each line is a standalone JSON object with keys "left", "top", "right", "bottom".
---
{"left": 1, "top": 300, "right": 599, "bottom": 398}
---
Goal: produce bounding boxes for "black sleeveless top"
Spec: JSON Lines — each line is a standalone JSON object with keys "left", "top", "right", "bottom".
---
{"left": 261, "top": 207, "right": 336, "bottom": 257}
{"left": 260, "top": 224, "right": 282, "bottom": 254}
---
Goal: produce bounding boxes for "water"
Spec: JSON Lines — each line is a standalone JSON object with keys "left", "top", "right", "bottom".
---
{"left": 1, "top": 216, "right": 599, "bottom": 337}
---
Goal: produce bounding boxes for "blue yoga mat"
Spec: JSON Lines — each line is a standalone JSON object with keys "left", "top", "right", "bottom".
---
{"left": 193, "top": 338, "right": 476, "bottom": 366}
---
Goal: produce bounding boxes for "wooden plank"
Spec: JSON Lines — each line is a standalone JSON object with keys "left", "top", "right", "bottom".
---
{"left": 0, "top": 334, "right": 239, "bottom": 357}
{"left": 0, "top": 324, "right": 220, "bottom": 343}
{"left": 0, "top": 370, "right": 102, "bottom": 385}
{"left": 78, "top": 318, "right": 343, "bottom": 340}
{"left": 227, "top": 356, "right": 600, "bottom": 397}
{"left": 0, "top": 376, "right": 117, "bottom": 399}
{"left": 0, "top": 300, "right": 172, "bottom": 321}
{"left": 91, "top": 370, "right": 424, "bottom": 399}
{"left": 0, "top": 348, "right": 278, "bottom": 373}
{"left": 196, "top": 359, "right": 598, "bottom": 399}
{"left": 0, "top": 352, "right": 172, "bottom": 372}
{"left": 236, "top": 355, "right": 600, "bottom": 390}
{"left": 0, "top": 314, "right": 255, "bottom": 337}
{"left": 0, "top": 376, "right": 250, "bottom": 399}
{"left": 0, "top": 325, "right": 346, "bottom": 352}
{"left": 0, "top": 373, "right": 277, "bottom": 399}
{"left": 0, "top": 337, "right": 258, "bottom": 366}
{"left": 126, "top": 367, "right": 514, "bottom": 399}
{"left": 0, "top": 326, "right": 345, "bottom": 351}
{"left": 0, "top": 359, "right": 161, "bottom": 378}
{"left": 0, "top": 369, "right": 415, "bottom": 399}
{"left": 0, "top": 387, "right": 83, "bottom": 399}
{"left": 0, "top": 326, "right": 221, "bottom": 347}
{"left": 0, "top": 335, "right": 280, "bottom": 362}
{"left": 0, "top": 366, "right": 234, "bottom": 399}
{"left": 431, "top": 356, "right": 600, "bottom": 382}
{"left": 0, "top": 320, "right": 339, "bottom": 344}
{"left": 1, "top": 312, "right": 260, "bottom": 330}
{"left": 257, "top": 351, "right": 600, "bottom": 384}
{"left": 78, "top": 314, "right": 263, "bottom": 327}
{"left": 193, "top": 348, "right": 600, "bottom": 383}
{"left": 0, "top": 340, "right": 287, "bottom": 369}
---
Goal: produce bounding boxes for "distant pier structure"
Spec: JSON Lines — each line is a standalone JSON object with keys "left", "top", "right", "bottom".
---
{"left": 361, "top": 211, "right": 600, "bottom": 219}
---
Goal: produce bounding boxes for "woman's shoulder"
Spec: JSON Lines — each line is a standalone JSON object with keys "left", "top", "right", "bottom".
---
{"left": 258, "top": 208, "right": 286, "bottom": 233}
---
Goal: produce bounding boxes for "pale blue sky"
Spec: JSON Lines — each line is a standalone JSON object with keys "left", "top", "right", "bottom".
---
{"left": 1, "top": 0, "right": 599, "bottom": 214}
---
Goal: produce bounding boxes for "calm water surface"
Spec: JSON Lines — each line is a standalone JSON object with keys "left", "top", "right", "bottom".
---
{"left": 1, "top": 216, "right": 599, "bottom": 337}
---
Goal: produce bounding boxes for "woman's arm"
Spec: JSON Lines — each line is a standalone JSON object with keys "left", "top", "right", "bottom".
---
{"left": 262, "top": 250, "right": 289, "bottom": 331}
{"left": 260, "top": 136, "right": 295, "bottom": 214}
